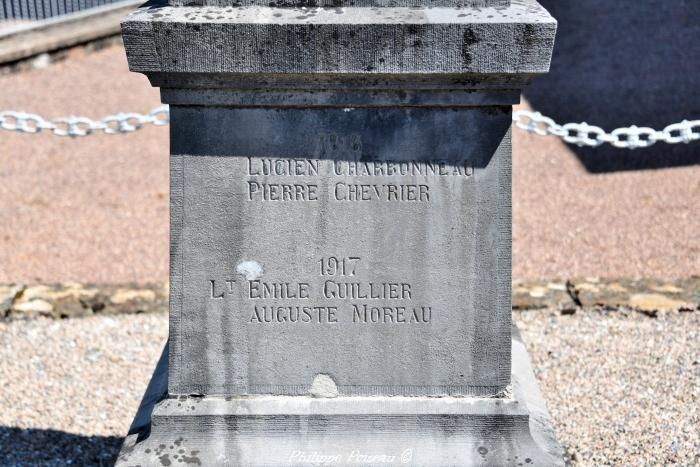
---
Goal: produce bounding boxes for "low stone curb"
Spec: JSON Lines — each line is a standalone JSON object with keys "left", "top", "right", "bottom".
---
{"left": 0, "top": 283, "right": 167, "bottom": 320}
{"left": 1, "top": 278, "right": 698, "bottom": 320}
{"left": 0, "top": 1, "right": 141, "bottom": 65}
{"left": 513, "top": 277, "right": 700, "bottom": 315}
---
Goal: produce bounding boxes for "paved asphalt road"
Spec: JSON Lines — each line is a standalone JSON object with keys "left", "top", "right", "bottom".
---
{"left": 0, "top": 44, "right": 698, "bottom": 283}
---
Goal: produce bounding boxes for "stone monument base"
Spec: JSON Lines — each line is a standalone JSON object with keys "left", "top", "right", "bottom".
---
{"left": 117, "top": 330, "right": 563, "bottom": 466}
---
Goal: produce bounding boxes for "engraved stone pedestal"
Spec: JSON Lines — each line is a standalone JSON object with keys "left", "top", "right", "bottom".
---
{"left": 118, "top": 0, "right": 561, "bottom": 465}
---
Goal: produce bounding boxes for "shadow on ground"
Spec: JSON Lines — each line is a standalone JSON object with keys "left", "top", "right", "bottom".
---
{"left": 0, "top": 427, "right": 121, "bottom": 467}
{"left": 526, "top": 0, "right": 700, "bottom": 173}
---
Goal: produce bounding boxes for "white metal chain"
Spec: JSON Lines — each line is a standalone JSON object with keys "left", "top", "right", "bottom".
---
{"left": 0, "top": 105, "right": 169, "bottom": 137}
{"left": 513, "top": 110, "right": 700, "bottom": 149}
{"left": 1, "top": 105, "right": 699, "bottom": 149}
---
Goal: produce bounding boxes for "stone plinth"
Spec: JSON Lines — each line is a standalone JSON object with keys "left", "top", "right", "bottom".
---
{"left": 118, "top": 330, "right": 562, "bottom": 466}
{"left": 118, "top": 0, "right": 561, "bottom": 465}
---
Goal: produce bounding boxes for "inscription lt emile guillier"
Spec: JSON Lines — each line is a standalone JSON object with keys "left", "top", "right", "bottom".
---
{"left": 210, "top": 256, "right": 433, "bottom": 325}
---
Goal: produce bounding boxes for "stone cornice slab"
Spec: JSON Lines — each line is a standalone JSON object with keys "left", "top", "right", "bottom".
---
{"left": 169, "top": 0, "right": 510, "bottom": 8}
{"left": 122, "top": 0, "right": 556, "bottom": 76}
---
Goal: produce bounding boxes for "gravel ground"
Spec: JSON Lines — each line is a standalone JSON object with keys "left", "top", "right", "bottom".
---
{"left": 0, "top": 44, "right": 698, "bottom": 283}
{"left": 1, "top": 310, "right": 698, "bottom": 465}
{"left": 0, "top": 313, "right": 168, "bottom": 466}
{"left": 517, "top": 309, "right": 700, "bottom": 466}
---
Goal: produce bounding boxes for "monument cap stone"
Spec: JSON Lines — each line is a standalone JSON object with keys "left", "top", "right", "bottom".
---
{"left": 169, "top": 0, "right": 509, "bottom": 8}
{"left": 122, "top": 0, "right": 555, "bottom": 77}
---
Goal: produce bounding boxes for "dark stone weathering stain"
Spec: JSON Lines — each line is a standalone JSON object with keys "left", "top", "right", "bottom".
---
{"left": 182, "top": 452, "right": 203, "bottom": 465}
{"left": 462, "top": 27, "right": 479, "bottom": 66}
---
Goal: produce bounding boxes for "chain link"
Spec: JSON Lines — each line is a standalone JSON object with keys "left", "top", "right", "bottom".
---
{"left": 513, "top": 110, "right": 700, "bottom": 149}
{"left": 0, "top": 105, "right": 169, "bottom": 137}
{"left": 1, "top": 105, "right": 698, "bottom": 149}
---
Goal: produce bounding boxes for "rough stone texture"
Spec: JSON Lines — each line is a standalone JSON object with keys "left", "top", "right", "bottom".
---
{"left": 119, "top": 0, "right": 556, "bottom": 403}
{"left": 0, "top": 283, "right": 168, "bottom": 319}
{"left": 511, "top": 279, "right": 569, "bottom": 310}
{"left": 566, "top": 277, "right": 700, "bottom": 312}
{"left": 116, "top": 330, "right": 563, "bottom": 467}
{"left": 166, "top": 105, "right": 513, "bottom": 397}
{"left": 513, "top": 276, "right": 700, "bottom": 313}
{"left": 169, "top": 0, "right": 509, "bottom": 7}
{"left": 121, "top": 1, "right": 556, "bottom": 75}
{"left": 0, "top": 284, "right": 24, "bottom": 315}
{"left": 118, "top": 0, "right": 560, "bottom": 464}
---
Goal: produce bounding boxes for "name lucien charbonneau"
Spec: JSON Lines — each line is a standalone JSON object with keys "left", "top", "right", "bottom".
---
{"left": 245, "top": 157, "right": 473, "bottom": 202}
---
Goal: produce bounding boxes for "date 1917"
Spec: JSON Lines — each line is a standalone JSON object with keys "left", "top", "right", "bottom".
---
{"left": 318, "top": 256, "right": 361, "bottom": 276}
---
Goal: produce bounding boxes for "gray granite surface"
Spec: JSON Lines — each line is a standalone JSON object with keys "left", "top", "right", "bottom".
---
{"left": 168, "top": 0, "right": 510, "bottom": 7}
{"left": 119, "top": 0, "right": 561, "bottom": 464}
{"left": 117, "top": 330, "right": 564, "bottom": 466}
{"left": 166, "top": 105, "right": 513, "bottom": 396}
{"left": 122, "top": 0, "right": 555, "bottom": 75}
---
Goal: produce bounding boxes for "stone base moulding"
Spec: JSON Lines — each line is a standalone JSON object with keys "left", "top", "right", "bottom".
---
{"left": 117, "top": 328, "right": 563, "bottom": 467}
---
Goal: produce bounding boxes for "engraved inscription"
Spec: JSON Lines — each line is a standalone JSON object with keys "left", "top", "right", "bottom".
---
{"left": 245, "top": 156, "right": 473, "bottom": 203}
{"left": 209, "top": 256, "right": 432, "bottom": 325}
{"left": 248, "top": 158, "right": 320, "bottom": 176}
{"left": 215, "top": 149, "right": 476, "bottom": 328}
{"left": 319, "top": 256, "right": 360, "bottom": 276}
{"left": 249, "top": 281, "right": 311, "bottom": 299}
